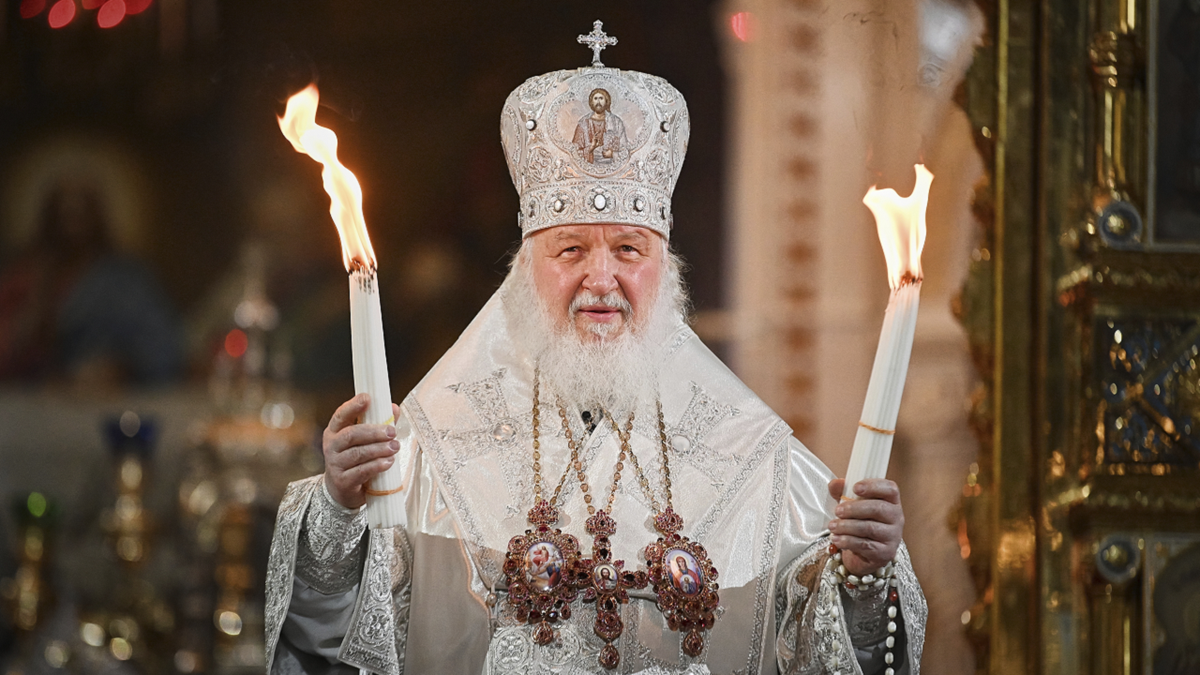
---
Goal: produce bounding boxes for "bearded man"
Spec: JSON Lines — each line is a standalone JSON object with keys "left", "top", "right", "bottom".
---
{"left": 265, "top": 24, "right": 926, "bottom": 675}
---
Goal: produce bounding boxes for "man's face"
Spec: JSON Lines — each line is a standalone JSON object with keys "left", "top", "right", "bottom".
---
{"left": 590, "top": 91, "right": 609, "bottom": 114}
{"left": 529, "top": 224, "right": 664, "bottom": 342}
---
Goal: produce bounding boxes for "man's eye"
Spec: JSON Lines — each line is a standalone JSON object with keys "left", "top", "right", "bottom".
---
{"left": 619, "top": 245, "right": 638, "bottom": 254}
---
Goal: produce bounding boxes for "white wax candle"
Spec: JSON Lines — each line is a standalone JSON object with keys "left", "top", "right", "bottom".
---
{"left": 350, "top": 267, "right": 406, "bottom": 529}
{"left": 843, "top": 280, "right": 921, "bottom": 499}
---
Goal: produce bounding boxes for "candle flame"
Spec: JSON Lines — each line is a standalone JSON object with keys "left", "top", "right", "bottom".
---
{"left": 278, "top": 84, "right": 376, "bottom": 272}
{"left": 862, "top": 164, "right": 932, "bottom": 289}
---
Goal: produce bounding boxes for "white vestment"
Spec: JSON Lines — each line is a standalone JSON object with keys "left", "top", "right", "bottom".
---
{"left": 264, "top": 289, "right": 927, "bottom": 674}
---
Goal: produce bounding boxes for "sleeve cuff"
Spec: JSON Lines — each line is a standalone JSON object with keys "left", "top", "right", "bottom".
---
{"left": 319, "top": 478, "right": 364, "bottom": 517}
{"left": 295, "top": 476, "right": 368, "bottom": 595}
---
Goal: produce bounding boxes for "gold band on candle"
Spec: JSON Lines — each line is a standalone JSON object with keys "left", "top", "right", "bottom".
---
{"left": 365, "top": 484, "right": 404, "bottom": 497}
{"left": 357, "top": 414, "right": 396, "bottom": 426}
{"left": 858, "top": 421, "right": 896, "bottom": 435}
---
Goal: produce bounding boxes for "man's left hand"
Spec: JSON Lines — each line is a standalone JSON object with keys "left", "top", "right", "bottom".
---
{"left": 826, "top": 478, "right": 904, "bottom": 576}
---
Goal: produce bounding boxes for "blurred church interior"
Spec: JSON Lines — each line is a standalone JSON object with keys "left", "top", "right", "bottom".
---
{"left": 0, "top": 0, "right": 1197, "bottom": 673}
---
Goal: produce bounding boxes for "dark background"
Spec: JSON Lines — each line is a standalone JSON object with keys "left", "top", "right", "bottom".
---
{"left": 0, "top": 3, "right": 731, "bottom": 668}
{"left": 0, "top": 0, "right": 728, "bottom": 399}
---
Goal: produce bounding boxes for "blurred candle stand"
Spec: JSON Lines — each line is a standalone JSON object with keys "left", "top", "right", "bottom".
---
{"left": 0, "top": 254, "right": 319, "bottom": 674}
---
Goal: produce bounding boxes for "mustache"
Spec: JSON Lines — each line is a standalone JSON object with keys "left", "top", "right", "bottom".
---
{"left": 568, "top": 291, "right": 632, "bottom": 317}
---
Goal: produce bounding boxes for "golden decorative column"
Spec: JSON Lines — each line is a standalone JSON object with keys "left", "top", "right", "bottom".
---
{"left": 957, "top": 0, "right": 1200, "bottom": 673}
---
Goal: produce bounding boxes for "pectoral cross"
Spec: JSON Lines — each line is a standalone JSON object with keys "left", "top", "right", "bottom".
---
{"left": 576, "top": 510, "right": 646, "bottom": 670}
{"left": 578, "top": 20, "right": 618, "bottom": 67}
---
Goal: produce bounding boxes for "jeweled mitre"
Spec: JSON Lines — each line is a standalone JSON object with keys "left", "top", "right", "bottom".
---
{"left": 500, "top": 30, "right": 690, "bottom": 240}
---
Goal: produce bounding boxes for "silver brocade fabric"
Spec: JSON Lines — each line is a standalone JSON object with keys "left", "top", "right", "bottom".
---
{"left": 265, "top": 290, "right": 928, "bottom": 674}
{"left": 499, "top": 67, "right": 690, "bottom": 241}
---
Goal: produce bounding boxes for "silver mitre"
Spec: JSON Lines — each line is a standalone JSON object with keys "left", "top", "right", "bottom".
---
{"left": 500, "top": 20, "right": 691, "bottom": 240}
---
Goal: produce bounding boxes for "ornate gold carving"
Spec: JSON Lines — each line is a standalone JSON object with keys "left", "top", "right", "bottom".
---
{"left": 1057, "top": 255, "right": 1200, "bottom": 304}
{"left": 996, "top": 521, "right": 1036, "bottom": 572}
{"left": 957, "top": 0, "right": 1200, "bottom": 674}
{"left": 1088, "top": 28, "right": 1146, "bottom": 240}
{"left": 1090, "top": 317, "right": 1200, "bottom": 472}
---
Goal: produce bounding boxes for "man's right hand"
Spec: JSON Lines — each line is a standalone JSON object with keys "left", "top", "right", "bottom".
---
{"left": 323, "top": 394, "right": 401, "bottom": 510}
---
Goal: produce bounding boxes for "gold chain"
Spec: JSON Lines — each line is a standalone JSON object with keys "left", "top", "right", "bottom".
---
{"left": 531, "top": 372, "right": 544, "bottom": 502}
{"left": 532, "top": 377, "right": 673, "bottom": 518}
{"left": 614, "top": 413, "right": 659, "bottom": 513}
{"left": 599, "top": 411, "right": 636, "bottom": 514}
{"left": 530, "top": 371, "right": 583, "bottom": 510}
{"left": 657, "top": 399, "right": 673, "bottom": 510}
{"left": 556, "top": 401, "right": 596, "bottom": 513}
{"left": 603, "top": 400, "right": 673, "bottom": 514}
{"left": 550, "top": 399, "right": 636, "bottom": 517}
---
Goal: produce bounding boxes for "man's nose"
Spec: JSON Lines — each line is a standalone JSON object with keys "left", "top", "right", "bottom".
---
{"left": 580, "top": 250, "right": 619, "bottom": 296}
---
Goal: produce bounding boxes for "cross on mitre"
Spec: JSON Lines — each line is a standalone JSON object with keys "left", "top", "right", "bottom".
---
{"left": 578, "top": 20, "right": 618, "bottom": 67}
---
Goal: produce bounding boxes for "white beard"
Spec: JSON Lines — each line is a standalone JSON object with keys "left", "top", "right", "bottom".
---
{"left": 500, "top": 241, "right": 688, "bottom": 415}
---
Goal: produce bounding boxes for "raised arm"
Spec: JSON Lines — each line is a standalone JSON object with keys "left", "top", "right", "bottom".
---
{"left": 266, "top": 396, "right": 412, "bottom": 675}
{"left": 774, "top": 438, "right": 927, "bottom": 675}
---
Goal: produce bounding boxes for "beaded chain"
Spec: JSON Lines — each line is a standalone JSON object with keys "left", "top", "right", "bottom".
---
{"left": 554, "top": 402, "right": 635, "bottom": 517}
{"left": 829, "top": 547, "right": 902, "bottom": 674}
{"left": 530, "top": 372, "right": 583, "bottom": 510}
{"left": 605, "top": 400, "right": 672, "bottom": 513}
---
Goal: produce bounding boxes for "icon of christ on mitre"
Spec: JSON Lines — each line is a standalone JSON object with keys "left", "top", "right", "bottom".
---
{"left": 265, "top": 20, "right": 927, "bottom": 675}
{"left": 573, "top": 87, "right": 628, "bottom": 166}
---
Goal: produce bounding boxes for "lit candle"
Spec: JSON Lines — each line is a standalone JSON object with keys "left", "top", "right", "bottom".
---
{"left": 278, "top": 84, "right": 406, "bottom": 529}
{"left": 843, "top": 164, "right": 932, "bottom": 499}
